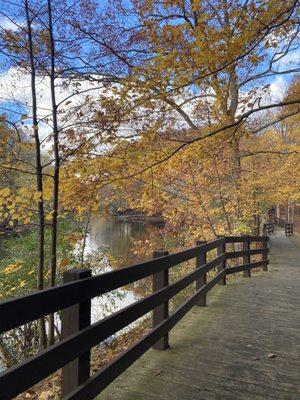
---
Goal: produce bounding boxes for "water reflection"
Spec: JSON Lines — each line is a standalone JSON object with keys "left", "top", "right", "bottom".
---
{"left": 86, "top": 214, "right": 163, "bottom": 267}
{"left": 86, "top": 214, "right": 164, "bottom": 324}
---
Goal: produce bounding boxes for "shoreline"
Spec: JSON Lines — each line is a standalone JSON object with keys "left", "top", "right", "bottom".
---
{"left": 115, "top": 214, "right": 164, "bottom": 223}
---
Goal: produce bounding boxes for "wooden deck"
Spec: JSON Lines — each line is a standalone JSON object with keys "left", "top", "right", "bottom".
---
{"left": 97, "top": 235, "right": 300, "bottom": 400}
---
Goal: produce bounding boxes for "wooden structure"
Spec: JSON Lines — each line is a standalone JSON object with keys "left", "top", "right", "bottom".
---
{"left": 263, "top": 222, "right": 275, "bottom": 235}
{"left": 97, "top": 234, "right": 300, "bottom": 400}
{"left": 285, "top": 223, "right": 293, "bottom": 236}
{"left": 276, "top": 203, "right": 300, "bottom": 235}
{"left": 0, "top": 236, "right": 269, "bottom": 400}
{"left": 274, "top": 217, "right": 294, "bottom": 236}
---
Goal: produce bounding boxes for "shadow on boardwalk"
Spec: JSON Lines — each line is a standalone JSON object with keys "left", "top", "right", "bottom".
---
{"left": 98, "top": 235, "right": 300, "bottom": 400}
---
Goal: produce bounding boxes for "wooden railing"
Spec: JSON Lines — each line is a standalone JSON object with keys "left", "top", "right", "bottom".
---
{"left": 285, "top": 223, "right": 293, "bottom": 236}
{"left": 263, "top": 222, "right": 275, "bottom": 235}
{"left": 273, "top": 217, "right": 294, "bottom": 236}
{"left": 0, "top": 235, "right": 269, "bottom": 400}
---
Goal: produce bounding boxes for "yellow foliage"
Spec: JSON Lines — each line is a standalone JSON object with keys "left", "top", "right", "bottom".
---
{"left": 3, "top": 262, "right": 23, "bottom": 274}
{"left": 45, "top": 211, "right": 54, "bottom": 221}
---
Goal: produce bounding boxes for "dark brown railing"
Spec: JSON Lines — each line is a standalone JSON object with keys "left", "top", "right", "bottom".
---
{"left": 263, "top": 222, "right": 275, "bottom": 235}
{"left": 273, "top": 217, "right": 294, "bottom": 236}
{"left": 0, "top": 235, "right": 269, "bottom": 400}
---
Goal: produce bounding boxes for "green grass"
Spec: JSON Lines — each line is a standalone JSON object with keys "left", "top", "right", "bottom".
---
{"left": 0, "top": 216, "right": 82, "bottom": 299}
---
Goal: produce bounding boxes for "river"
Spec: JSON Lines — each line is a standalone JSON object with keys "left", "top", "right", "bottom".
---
{"left": 86, "top": 214, "right": 164, "bottom": 266}
{"left": 83, "top": 214, "right": 164, "bottom": 324}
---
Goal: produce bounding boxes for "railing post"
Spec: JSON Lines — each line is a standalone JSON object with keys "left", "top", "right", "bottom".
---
{"left": 285, "top": 223, "right": 293, "bottom": 237}
{"left": 243, "top": 236, "right": 251, "bottom": 278}
{"left": 152, "top": 249, "right": 169, "bottom": 350}
{"left": 262, "top": 237, "right": 269, "bottom": 272}
{"left": 61, "top": 269, "right": 91, "bottom": 397}
{"left": 195, "top": 240, "right": 207, "bottom": 306}
{"left": 217, "top": 237, "right": 226, "bottom": 285}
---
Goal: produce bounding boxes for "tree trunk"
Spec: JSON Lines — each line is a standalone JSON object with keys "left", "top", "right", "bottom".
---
{"left": 24, "top": 0, "right": 47, "bottom": 349}
{"left": 47, "top": 0, "right": 60, "bottom": 346}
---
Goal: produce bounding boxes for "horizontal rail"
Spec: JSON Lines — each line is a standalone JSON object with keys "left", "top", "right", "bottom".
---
{"left": 62, "top": 270, "right": 226, "bottom": 400}
{"left": 0, "top": 238, "right": 225, "bottom": 334}
{"left": 0, "top": 254, "right": 225, "bottom": 399}
{"left": 226, "top": 248, "right": 268, "bottom": 259}
{"left": 225, "top": 236, "right": 269, "bottom": 243}
{"left": 226, "top": 260, "right": 269, "bottom": 275}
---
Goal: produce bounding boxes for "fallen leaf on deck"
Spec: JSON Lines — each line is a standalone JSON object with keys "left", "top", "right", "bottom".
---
{"left": 38, "top": 391, "right": 53, "bottom": 400}
{"left": 154, "top": 369, "right": 162, "bottom": 376}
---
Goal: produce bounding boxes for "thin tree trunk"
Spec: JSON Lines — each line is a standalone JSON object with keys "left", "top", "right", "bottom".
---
{"left": 47, "top": 0, "right": 60, "bottom": 346}
{"left": 187, "top": 162, "right": 218, "bottom": 237}
{"left": 80, "top": 205, "right": 92, "bottom": 268}
{"left": 24, "top": 0, "right": 47, "bottom": 349}
{"left": 222, "top": 0, "right": 242, "bottom": 222}
{"left": 212, "top": 155, "right": 233, "bottom": 234}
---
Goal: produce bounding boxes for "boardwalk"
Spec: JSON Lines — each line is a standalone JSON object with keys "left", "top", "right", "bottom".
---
{"left": 98, "top": 235, "right": 300, "bottom": 400}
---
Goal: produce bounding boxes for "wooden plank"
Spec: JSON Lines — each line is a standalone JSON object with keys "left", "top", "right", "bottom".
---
{"left": 61, "top": 270, "right": 91, "bottom": 397}
{"left": 243, "top": 239, "right": 251, "bottom": 278}
{"left": 153, "top": 250, "right": 169, "bottom": 350}
{"left": 226, "top": 260, "right": 269, "bottom": 275}
{"left": 195, "top": 240, "right": 207, "bottom": 307}
{"left": 262, "top": 238, "right": 269, "bottom": 271}
{"left": 225, "top": 236, "right": 269, "bottom": 243}
{"left": 226, "top": 248, "right": 268, "bottom": 259}
{"left": 217, "top": 239, "right": 226, "bottom": 285}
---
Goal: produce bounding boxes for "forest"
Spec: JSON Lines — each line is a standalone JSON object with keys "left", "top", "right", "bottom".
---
{"left": 0, "top": 0, "right": 299, "bottom": 398}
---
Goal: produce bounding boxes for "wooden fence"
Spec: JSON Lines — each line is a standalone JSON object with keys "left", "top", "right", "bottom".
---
{"left": 0, "top": 235, "right": 269, "bottom": 400}
{"left": 271, "top": 218, "right": 294, "bottom": 236}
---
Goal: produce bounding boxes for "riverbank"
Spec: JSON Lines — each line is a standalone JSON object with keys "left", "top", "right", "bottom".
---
{"left": 116, "top": 214, "right": 164, "bottom": 223}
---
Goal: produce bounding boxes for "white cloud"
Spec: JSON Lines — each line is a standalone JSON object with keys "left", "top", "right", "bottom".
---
{"left": 269, "top": 76, "right": 288, "bottom": 102}
{"left": 0, "top": 16, "right": 19, "bottom": 31}
{"left": 277, "top": 48, "right": 300, "bottom": 66}
{"left": 0, "top": 67, "right": 107, "bottom": 144}
{"left": 0, "top": 67, "right": 101, "bottom": 116}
